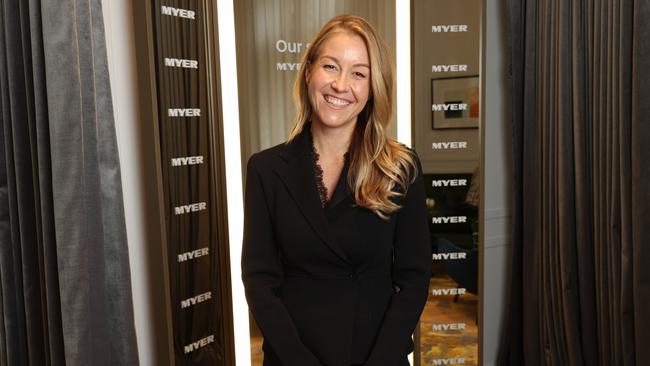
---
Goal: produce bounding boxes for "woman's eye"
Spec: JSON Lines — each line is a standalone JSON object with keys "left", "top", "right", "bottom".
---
{"left": 353, "top": 71, "right": 366, "bottom": 78}
{"left": 323, "top": 64, "right": 337, "bottom": 70}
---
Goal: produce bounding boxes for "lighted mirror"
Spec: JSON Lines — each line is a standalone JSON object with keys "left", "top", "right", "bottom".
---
{"left": 411, "top": 1, "right": 482, "bottom": 365}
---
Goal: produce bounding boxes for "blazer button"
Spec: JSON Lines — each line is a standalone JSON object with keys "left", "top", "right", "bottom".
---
{"left": 348, "top": 272, "right": 358, "bottom": 279}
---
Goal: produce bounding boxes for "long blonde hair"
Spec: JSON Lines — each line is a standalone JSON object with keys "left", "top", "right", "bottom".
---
{"left": 288, "top": 15, "right": 417, "bottom": 219}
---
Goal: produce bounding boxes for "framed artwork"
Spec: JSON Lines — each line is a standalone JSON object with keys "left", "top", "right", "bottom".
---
{"left": 431, "top": 75, "right": 480, "bottom": 129}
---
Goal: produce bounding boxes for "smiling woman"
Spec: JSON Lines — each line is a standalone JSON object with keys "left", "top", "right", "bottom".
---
{"left": 241, "top": 15, "right": 431, "bottom": 366}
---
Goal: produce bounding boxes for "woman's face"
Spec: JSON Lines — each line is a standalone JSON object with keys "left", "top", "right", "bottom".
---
{"left": 306, "top": 32, "right": 371, "bottom": 131}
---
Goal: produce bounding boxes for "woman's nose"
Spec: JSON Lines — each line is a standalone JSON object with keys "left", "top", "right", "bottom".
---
{"left": 331, "top": 74, "right": 350, "bottom": 92}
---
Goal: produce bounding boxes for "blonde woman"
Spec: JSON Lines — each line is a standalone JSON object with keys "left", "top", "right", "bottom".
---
{"left": 242, "top": 15, "right": 431, "bottom": 366}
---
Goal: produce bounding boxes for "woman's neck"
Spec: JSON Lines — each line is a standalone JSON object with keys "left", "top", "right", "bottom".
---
{"left": 310, "top": 121, "right": 355, "bottom": 159}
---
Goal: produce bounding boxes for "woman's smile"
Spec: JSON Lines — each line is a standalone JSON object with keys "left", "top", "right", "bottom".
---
{"left": 324, "top": 94, "right": 352, "bottom": 108}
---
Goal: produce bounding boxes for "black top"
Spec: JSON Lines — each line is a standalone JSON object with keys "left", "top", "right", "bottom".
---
{"left": 308, "top": 127, "right": 350, "bottom": 208}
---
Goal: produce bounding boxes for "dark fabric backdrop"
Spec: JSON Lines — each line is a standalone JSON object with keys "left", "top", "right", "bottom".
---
{"left": 0, "top": 0, "right": 139, "bottom": 365}
{"left": 500, "top": 0, "right": 650, "bottom": 365}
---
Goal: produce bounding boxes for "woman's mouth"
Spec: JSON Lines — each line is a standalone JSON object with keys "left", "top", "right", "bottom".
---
{"left": 324, "top": 95, "right": 352, "bottom": 107}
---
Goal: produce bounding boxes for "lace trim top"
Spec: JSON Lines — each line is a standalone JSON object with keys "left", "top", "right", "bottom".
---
{"left": 308, "top": 129, "right": 350, "bottom": 207}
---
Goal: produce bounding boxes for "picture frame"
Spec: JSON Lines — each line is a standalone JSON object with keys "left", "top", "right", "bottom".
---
{"left": 431, "top": 75, "right": 480, "bottom": 129}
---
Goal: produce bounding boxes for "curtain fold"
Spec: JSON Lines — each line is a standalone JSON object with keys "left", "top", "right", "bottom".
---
{"left": 501, "top": 0, "right": 649, "bottom": 365}
{"left": 0, "top": 0, "right": 139, "bottom": 365}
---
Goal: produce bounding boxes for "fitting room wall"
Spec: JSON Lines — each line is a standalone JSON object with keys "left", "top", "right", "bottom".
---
{"left": 482, "top": 0, "right": 510, "bottom": 365}
{"left": 102, "top": 0, "right": 172, "bottom": 364}
{"left": 100, "top": 0, "right": 510, "bottom": 364}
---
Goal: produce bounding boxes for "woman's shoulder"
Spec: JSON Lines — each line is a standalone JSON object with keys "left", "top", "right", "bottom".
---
{"left": 246, "top": 140, "right": 292, "bottom": 172}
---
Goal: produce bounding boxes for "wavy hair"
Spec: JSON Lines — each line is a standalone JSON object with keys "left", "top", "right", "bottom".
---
{"left": 287, "top": 15, "right": 417, "bottom": 219}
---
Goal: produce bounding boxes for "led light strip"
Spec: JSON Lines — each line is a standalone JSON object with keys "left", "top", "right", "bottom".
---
{"left": 396, "top": 6, "right": 415, "bottom": 366}
{"left": 215, "top": 1, "right": 251, "bottom": 365}
{"left": 396, "top": 0, "right": 412, "bottom": 147}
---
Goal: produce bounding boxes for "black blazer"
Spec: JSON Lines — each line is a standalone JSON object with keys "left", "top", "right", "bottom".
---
{"left": 241, "top": 128, "right": 431, "bottom": 366}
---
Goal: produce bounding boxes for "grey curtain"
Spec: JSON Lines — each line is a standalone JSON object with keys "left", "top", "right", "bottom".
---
{"left": 0, "top": 0, "right": 139, "bottom": 365}
{"left": 500, "top": 0, "right": 650, "bottom": 365}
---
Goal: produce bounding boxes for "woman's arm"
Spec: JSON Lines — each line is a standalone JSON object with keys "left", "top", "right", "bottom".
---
{"left": 241, "top": 154, "right": 322, "bottom": 366}
{"left": 364, "top": 156, "right": 432, "bottom": 366}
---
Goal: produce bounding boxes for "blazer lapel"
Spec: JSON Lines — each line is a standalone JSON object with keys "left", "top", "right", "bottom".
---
{"left": 274, "top": 128, "right": 351, "bottom": 264}
{"left": 325, "top": 154, "right": 353, "bottom": 212}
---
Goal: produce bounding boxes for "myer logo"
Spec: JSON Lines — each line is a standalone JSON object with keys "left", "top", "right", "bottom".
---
{"left": 431, "top": 288, "right": 467, "bottom": 296}
{"left": 432, "top": 141, "right": 468, "bottom": 149}
{"left": 432, "top": 358, "right": 466, "bottom": 365}
{"left": 168, "top": 108, "right": 200, "bottom": 117}
{"left": 177, "top": 247, "right": 209, "bottom": 262}
{"left": 432, "top": 103, "right": 468, "bottom": 112}
{"left": 432, "top": 252, "right": 467, "bottom": 261}
{"left": 171, "top": 155, "right": 204, "bottom": 167}
{"left": 276, "top": 40, "right": 309, "bottom": 53}
{"left": 432, "top": 323, "right": 466, "bottom": 331}
{"left": 431, "top": 179, "right": 467, "bottom": 187}
{"left": 161, "top": 5, "right": 195, "bottom": 19}
{"left": 432, "top": 216, "right": 467, "bottom": 224}
{"left": 276, "top": 62, "right": 301, "bottom": 71}
{"left": 431, "top": 25, "right": 469, "bottom": 32}
{"left": 174, "top": 202, "right": 207, "bottom": 215}
{"left": 181, "top": 291, "right": 212, "bottom": 309}
{"left": 432, "top": 64, "right": 468, "bottom": 73}
{"left": 164, "top": 57, "right": 198, "bottom": 69}
{"left": 184, "top": 335, "right": 214, "bottom": 354}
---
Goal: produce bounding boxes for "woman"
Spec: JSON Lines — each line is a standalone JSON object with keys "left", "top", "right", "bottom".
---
{"left": 242, "top": 15, "right": 431, "bottom": 366}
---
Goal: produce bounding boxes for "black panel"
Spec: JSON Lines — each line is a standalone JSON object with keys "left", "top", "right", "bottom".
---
{"left": 151, "top": 1, "right": 229, "bottom": 365}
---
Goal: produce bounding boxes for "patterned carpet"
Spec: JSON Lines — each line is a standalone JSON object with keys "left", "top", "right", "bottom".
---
{"left": 417, "top": 274, "right": 479, "bottom": 365}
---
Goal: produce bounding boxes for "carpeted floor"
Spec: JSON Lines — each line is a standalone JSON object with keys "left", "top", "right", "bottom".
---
{"left": 417, "top": 274, "right": 479, "bottom": 365}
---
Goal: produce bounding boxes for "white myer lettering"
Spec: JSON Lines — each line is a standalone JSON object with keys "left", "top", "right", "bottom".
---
{"left": 432, "top": 103, "right": 468, "bottom": 111}
{"left": 431, "top": 141, "right": 468, "bottom": 149}
{"left": 432, "top": 323, "right": 466, "bottom": 331}
{"left": 276, "top": 62, "right": 301, "bottom": 71}
{"left": 431, "top": 179, "right": 467, "bottom": 187}
{"left": 171, "top": 156, "right": 204, "bottom": 167}
{"left": 431, "top": 25, "right": 469, "bottom": 32}
{"left": 164, "top": 58, "right": 198, "bottom": 69}
{"left": 432, "top": 64, "right": 469, "bottom": 73}
{"left": 431, "top": 288, "right": 467, "bottom": 296}
{"left": 177, "top": 247, "right": 209, "bottom": 262}
{"left": 432, "top": 216, "right": 467, "bottom": 224}
{"left": 174, "top": 202, "right": 207, "bottom": 215}
{"left": 161, "top": 5, "right": 195, "bottom": 19}
{"left": 275, "top": 40, "right": 309, "bottom": 53}
{"left": 168, "top": 108, "right": 200, "bottom": 117}
{"left": 181, "top": 291, "right": 212, "bottom": 309}
{"left": 432, "top": 358, "right": 466, "bottom": 365}
{"left": 432, "top": 252, "right": 468, "bottom": 261}
{"left": 183, "top": 335, "right": 214, "bottom": 354}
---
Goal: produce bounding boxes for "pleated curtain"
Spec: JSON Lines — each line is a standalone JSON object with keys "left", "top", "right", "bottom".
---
{"left": 0, "top": 0, "right": 139, "bottom": 365}
{"left": 501, "top": 0, "right": 650, "bottom": 365}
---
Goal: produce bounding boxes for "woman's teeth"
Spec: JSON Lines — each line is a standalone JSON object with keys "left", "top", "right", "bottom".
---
{"left": 325, "top": 95, "right": 351, "bottom": 106}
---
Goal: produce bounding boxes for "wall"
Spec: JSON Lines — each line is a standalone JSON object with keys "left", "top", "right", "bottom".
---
{"left": 482, "top": 0, "right": 510, "bottom": 365}
{"left": 102, "top": 0, "right": 172, "bottom": 364}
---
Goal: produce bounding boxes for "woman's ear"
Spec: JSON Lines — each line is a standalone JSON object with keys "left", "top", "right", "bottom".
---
{"left": 304, "top": 62, "right": 311, "bottom": 82}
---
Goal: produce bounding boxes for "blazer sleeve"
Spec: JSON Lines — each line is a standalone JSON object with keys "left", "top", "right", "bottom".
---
{"left": 364, "top": 155, "right": 432, "bottom": 366}
{"left": 241, "top": 154, "right": 322, "bottom": 366}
